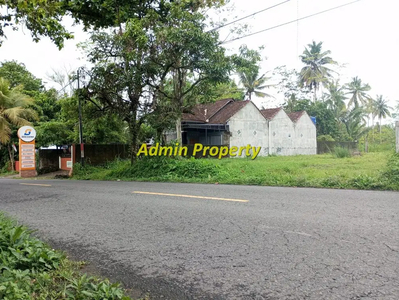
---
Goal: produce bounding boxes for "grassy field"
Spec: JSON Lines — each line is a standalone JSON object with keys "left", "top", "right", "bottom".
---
{"left": 73, "top": 151, "right": 399, "bottom": 191}
{"left": 0, "top": 213, "right": 138, "bottom": 300}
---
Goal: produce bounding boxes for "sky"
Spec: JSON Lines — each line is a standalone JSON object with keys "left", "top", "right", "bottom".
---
{"left": 1, "top": 0, "right": 398, "bottom": 123}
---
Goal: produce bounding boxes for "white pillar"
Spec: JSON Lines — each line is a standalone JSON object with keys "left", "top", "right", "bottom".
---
{"left": 396, "top": 121, "right": 399, "bottom": 153}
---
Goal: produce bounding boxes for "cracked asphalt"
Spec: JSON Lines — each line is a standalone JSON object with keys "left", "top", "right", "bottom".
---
{"left": 0, "top": 179, "right": 398, "bottom": 299}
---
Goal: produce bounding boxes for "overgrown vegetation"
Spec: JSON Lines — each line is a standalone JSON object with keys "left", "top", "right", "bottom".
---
{"left": 73, "top": 152, "right": 399, "bottom": 191}
{"left": 333, "top": 147, "right": 351, "bottom": 158}
{"left": 0, "top": 213, "right": 134, "bottom": 300}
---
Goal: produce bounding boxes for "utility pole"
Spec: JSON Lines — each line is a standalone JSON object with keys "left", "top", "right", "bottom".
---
{"left": 77, "top": 68, "right": 85, "bottom": 166}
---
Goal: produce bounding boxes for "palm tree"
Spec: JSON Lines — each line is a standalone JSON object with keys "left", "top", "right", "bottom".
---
{"left": 0, "top": 77, "right": 38, "bottom": 170}
{"left": 323, "top": 80, "right": 346, "bottom": 121}
{"left": 340, "top": 107, "right": 370, "bottom": 142}
{"left": 238, "top": 69, "right": 273, "bottom": 101}
{"left": 345, "top": 77, "right": 371, "bottom": 108}
{"left": 373, "top": 95, "right": 392, "bottom": 136}
{"left": 299, "top": 41, "right": 337, "bottom": 101}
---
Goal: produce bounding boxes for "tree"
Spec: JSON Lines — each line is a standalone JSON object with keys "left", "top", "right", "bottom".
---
{"left": 288, "top": 99, "right": 340, "bottom": 139}
{"left": 373, "top": 95, "right": 392, "bottom": 136}
{"left": 0, "top": 61, "right": 43, "bottom": 93}
{"left": 323, "top": 80, "right": 346, "bottom": 121}
{"left": 0, "top": 0, "right": 73, "bottom": 49}
{"left": 81, "top": 1, "right": 231, "bottom": 164}
{"left": 273, "top": 65, "right": 311, "bottom": 102}
{"left": 345, "top": 76, "right": 371, "bottom": 108}
{"left": 0, "top": 77, "right": 38, "bottom": 170}
{"left": 299, "top": 41, "right": 337, "bottom": 101}
{"left": 340, "top": 107, "right": 370, "bottom": 142}
{"left": 238, "top": 69, "right": 273, "bottom": 100}
{"left": 233, "top": 45, "right": 273, "bottom": 101}
{"left": 1, "top": 0, "right": 226, "bottom": 48}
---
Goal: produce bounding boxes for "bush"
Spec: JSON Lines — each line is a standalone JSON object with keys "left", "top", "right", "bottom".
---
{"left": 0, "top": 213, "right": 132, "bottom": 300}
{"left": 317, "top": 135, "right": 335, "bottom": 142}
{"left": 333, "top": 147, "right": 351, "bottom": 158}
{"left": 381, "top": 152, "right": 399, "bottom": 188}
{"left": 73, "top": 156, "right": 221, "bottom": 181}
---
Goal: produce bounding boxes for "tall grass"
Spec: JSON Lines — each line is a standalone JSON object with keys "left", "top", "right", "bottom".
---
{"left": 333, "top": 147, "right": 351, "bottom": 158}
{"left": 72, "top": 152, "right": 399, "bottom": 191}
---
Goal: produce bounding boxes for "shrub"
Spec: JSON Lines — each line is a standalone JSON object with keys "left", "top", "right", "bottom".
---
{"left": 0, "top": 213, "right": 132, "bottom": 300}
{"left": 333, "top": 147, "right": 351, "bottom": 158}
{"left": 317, "top": 135, "right": 335, "bottom": 142}
{"left": 382, "top": 152, "right": 399, "bottom": 188}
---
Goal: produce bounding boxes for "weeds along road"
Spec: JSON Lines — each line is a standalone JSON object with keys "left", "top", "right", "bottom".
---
{"left": 0, "top": 179, "right": 398, "bottom": 300}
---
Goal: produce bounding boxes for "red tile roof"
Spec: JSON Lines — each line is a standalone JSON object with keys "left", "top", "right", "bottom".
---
{"left": 182, "top": 98, "right": 233, "bottom": 123}
{"left": 287, "top": 111, "right": 305, "bottom": 123}
{"left": 260, "top": 107, "right": 282, "bottom": 120}
{"left": 210, "top": 100, "right": 249, "bottom": 124}
{"left": 182, "top": 99, "right": 250, "bottom": 124}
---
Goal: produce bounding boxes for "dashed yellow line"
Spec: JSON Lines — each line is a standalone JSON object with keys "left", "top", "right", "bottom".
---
{"left": 133, "top": 191, "right": 249, "bottom": 203}
{"left": 20, "top": 183, "right": 52, "bottom": 187}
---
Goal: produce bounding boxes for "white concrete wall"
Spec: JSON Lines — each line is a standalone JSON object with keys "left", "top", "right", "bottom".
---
{"left": 269, "top": 110, "right": 295, "bottom": 155}
{"left": 293, "top": 112, "right": 317, "bottom": 155}
{"left": 228, "top": 102, "right": 269, "bottom": 157}
{"left": 396, "top": 121, "right": 399, "bottom": 153}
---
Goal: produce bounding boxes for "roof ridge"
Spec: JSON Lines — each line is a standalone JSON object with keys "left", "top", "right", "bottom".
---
{"left": 206, "top": 98, "right": 235, "bottom": 122}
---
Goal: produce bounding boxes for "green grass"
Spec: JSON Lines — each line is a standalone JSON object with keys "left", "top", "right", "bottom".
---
{"left": 0, "top": 213, "right": 138, "bottom": 300}
{"left": 72, "top": 152, "right": 399, "bottom": 191}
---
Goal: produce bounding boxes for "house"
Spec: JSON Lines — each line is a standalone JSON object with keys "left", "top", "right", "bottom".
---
{"left": 169, "top": 98, "right": 316, "bottom": 157}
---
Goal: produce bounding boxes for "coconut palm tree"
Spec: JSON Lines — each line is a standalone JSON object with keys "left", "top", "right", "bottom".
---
{"left": 345, "top": 77, "right": 371, "bottom": 108}
{"left": 373, "top": 95, "right": 392, "bottom": 135}
{"left": 0, "top": 77, "right": 38, "bottom": 170}
{"left": 238, "top": 69, "right": 273, "bottom": 101}
{"left": 299, "top": 41, "right": 337, "bottom": 101}
{"left": 340, "top": 107, "right": 370, "bottom": 142}
{"left": 323, "top": 80, "right": 346, "bottom": 121}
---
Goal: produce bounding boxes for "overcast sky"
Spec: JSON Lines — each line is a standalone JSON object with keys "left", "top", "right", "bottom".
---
{"left": 1, "top": 0, "right": 398, "bottom": 122}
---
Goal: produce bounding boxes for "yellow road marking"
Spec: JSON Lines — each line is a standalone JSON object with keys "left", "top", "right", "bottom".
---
{"left": 133, "top": 191, "right": 249, "bottom": 203}
{"left": 20, "top": 183, "right": 52, "bottom": 187}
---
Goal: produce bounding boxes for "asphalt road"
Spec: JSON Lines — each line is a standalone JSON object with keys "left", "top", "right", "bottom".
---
{"left": 0, "top": 179, "right": 398, "bottom": 300}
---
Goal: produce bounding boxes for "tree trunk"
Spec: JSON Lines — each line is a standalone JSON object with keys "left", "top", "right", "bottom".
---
{"left": 130, "top": 120, "right": 139, "bottom": 165}
{"left": 7, "top": 144, "right": 15, "bottom": 172}
{"left": 128, "top": 100, "right": 140, "bottom": 165}
{"left": 379, "top": 117, "right": 382, "bottom": 144}
{"left": 371, "top": 116, "right": 375, "bottom": 142}
{"left": 176, "top": 118, "right": 182, "bottom": 144}
{"left": 364, "top": 134, "right": 368, "bottom": 153}
{"left": 313, "top": 87, "right": 317, "bottom": 102}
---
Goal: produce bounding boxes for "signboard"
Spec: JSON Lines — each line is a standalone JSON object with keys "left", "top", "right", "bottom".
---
{"left": 17, "top": 126, "right": 37, "bottom": 174}
{"left": 17, "top": 126, "right": 37, "bottom": 143}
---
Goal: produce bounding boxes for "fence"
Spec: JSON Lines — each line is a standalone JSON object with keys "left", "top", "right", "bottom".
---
{"left": 317, "top": 141, "right": 358, "bottom": 154}
{"left": 74, "top": 144, "right": 130, "bottom": 165}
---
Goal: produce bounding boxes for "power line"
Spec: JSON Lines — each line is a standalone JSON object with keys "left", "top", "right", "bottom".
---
{"left": 208, "top": 0, "right": 291, "bottom": 32}
{"left": 220, "top": 0, "right": 361, "bottom": 45}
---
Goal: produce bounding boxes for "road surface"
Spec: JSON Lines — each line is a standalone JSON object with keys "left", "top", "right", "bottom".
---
{"left": 0, "top": 179, "right": 398, "bottom": 299}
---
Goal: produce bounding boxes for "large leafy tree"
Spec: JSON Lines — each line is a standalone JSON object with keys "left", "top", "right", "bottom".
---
{"left": 81, "top": 1, "right": 231, "bottom": 163}
{"left": 345, "top": 76, "right": 371, "bottom": 108}
{"left": 1, "top": 0, "right": 226, "bottom": 48}
{"left": 0, "top": 77, "right": 38, "bottom": 170}
{"left": 273, "top": 65, "right": 311, "bottom": 103}
{"left": 0, "top": 61, "right": 43, "bottom": 93}
{"left": 299, "top": 41, "right": 337, "bottom": 101}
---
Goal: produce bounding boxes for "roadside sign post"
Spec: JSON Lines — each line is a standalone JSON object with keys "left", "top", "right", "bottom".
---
{"left": 17, "top": 126, "right": 37, "bottom": 178}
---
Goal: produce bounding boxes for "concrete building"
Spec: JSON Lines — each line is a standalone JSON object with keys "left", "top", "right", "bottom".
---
{"left": 176, "top": 98, "right": 317, "bottom": 157}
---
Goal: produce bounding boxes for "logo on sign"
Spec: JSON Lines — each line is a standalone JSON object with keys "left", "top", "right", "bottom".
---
{"left": 18, "top": 126, "right": 36, "bottom": 142}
